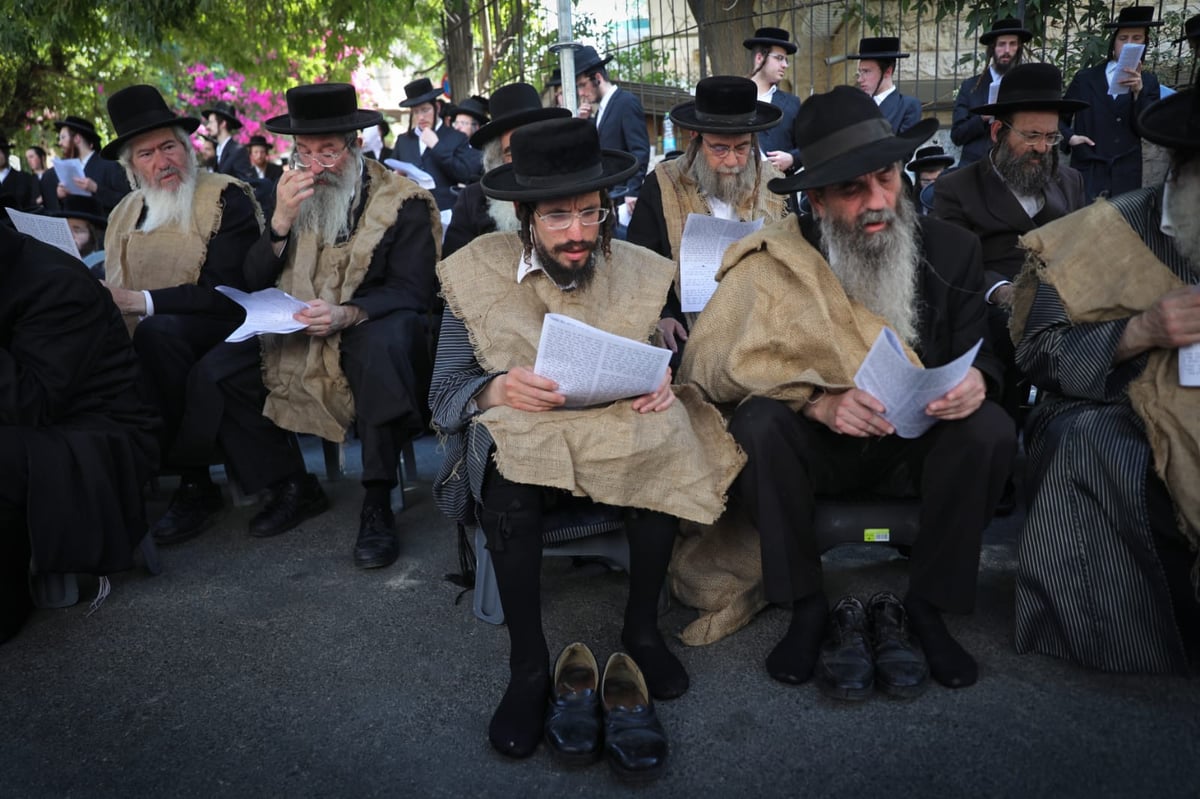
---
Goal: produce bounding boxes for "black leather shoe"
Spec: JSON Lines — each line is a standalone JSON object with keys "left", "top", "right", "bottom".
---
{"left": 248, "top": 474, "right": 329, "bottom": 538}
{"left": 602, "top": 652, "right": 668, "bottom": 783}
{"left": 817, "top": 596, "right": 874, "bottom": 701}
{"left": 867, "top": 591, "right": 929, "bottom": 698}
{"left": 353, "top": 503, "right": 398, "bottom": 569}
{"left": 151, "top": 480, "right": 223, "bottom": 545}
{"left": 544, "top": 642, "right": 602, "bottom": 765}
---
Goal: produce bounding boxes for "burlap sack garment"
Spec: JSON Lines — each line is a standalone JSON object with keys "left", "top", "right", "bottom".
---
{"left": 1012, "top": 199, "right": 1200, "bottom": 552}
{"left": 106, "top": 172, "right": 258, "bottom": 335}
{"left": 672, "top": 217, "right": 921, "bottom": 645}
{"left": 260, "top": 159, "right": 441, "bottom": 442}
{"left": 654, "top": 157, "right": 786, "bottom": 328}
{"left": 437, "top": 232, "right": 745, "bottom": 525}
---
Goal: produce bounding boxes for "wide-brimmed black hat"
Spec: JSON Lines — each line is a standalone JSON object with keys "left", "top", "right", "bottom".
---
{"left": 480, "top": 117, "right": 638, "bottom": 201}
{"left": 265, "top": 83, "right": 383, "bottom": 135}
{"left": 906, "top": 145, "right": 955, "bottom": 173}
{"left": 48, "top": 194, "right": 108, "bottom": 227}
{"left": 848, "top": 37, "right": 910, "bottom": 60}
{"left": 768, "top": 85, "right": 937, "bottom": 193}
{"left": 199, "top": 100, "right": 243, "bottom": 130}
{"left": 1137, "top": 87, "right": 1199, "bottom": 151}
{"left": 573, "top": 46, "right": 614, "bottom": 76}
{"left": 743, "top": 27, "right": 798, "bottom": 55}
{"left": 470, "top": 82, "right": 571, "bottom": 148}
{"left": 970, "top": 63, "right": 1089, "bottom": 116}
{"left": 398, "top": 78, "right": 444, "bottom": 108}
{"left": 979, "top": 17, "right": 1034, "bottom": 45}
{"left": 445, "top": 95, "right": 489, "bottom": 125}
{"left": 247, "top": 134, "right": 271, "bottom": 151}
{"left": 56, "top": 115, "right": 103, "bottom": 149}
{"left": 1175, "top": 14, "right": 1200, "bottom": 45}
{"left": 546, "top": 67, "right": 563, "bottom": 89}
{"left": 1105, "top": 5, "right": 1163, "bottom": 29}
{"left": 669, "top": 76, "right": 782, "bottom": 134}
{"left": 101, "top": 85, "right": 201, "bottom": 159}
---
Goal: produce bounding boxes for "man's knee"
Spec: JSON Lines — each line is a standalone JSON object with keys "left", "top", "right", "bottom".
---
{"left": 729, "top": 395, "right": 802, "bottom": 451}
{"left": 949, "top": 400, "right": 1016, "bottom": 456}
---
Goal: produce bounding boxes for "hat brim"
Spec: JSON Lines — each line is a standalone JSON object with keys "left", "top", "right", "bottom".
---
{"left": 56, "top": 121, "right": 102, "bottom": 148}
{"left": 742, "top": 37, "right": 798, "bottom": 54}
{"left": 848, "top": 52, "right": 911, "bottom": 59}
{"left": 574, "top": 56, "right": 614, "bottom": 76}
{"left": 100, "top": 116, "right": 201, "bottom": 159}
{"left": 199, "top": 108, "right": 243, "bottom": 130}
{"left": 470, "top": 107, "right": 572, "bottom": 148}
{"left": 980, "top": 28, "right": 1034, "bottom": 44}
{"left": 1136, "top": 89, "right": 1198, "bottom": 150}
{"left": 668, "top": 100, "right": 782, "bottom": 134}
{"left": 445, "top": 106, "right": 489, "bottom": 125}
{"left": 970, "top": 97, "right": 1090, "bottom": 116}
{"left": 769, "top": 117, "right": 939, "bottom": 193}
{"left": 48, "top": 209, "right": 108, "bottom": 227}
{"left": 398, "top": 90, "right": 443, "bottom": 108}
{"left": 1104, "top": 20, "right": 1163, "bottom": 28}
{"left": 480, "top": 149, "right": 639, "bottom": 201}
{"left": 264, "top": 109, "right": 384, "bottom": 135}
{"left": 906, "top": 155, "right": 955, "bottom": 172}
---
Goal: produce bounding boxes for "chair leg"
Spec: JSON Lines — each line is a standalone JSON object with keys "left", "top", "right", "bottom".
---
{"left": 472, "top": 526, "right": 505, "bottom": 625}
{"left": 322, "top": 439, "right": 344, "bottom": 481}
{"left": 138, "top": 533, "right": 163, "bottom": 576}
{"left": 401, "top": 438, "right": 417, "bottom": 481}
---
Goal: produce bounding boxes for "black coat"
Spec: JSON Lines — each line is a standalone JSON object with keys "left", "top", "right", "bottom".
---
{"left": 878, "top": 91, "right": 923, "bottom": 135}
{"left": 595, "top": 87, "right": 650, "bottom": 198}
{"left": 0, "top": 169, "right": 40, "bottom": 211}
{"left": 932, "top": 158, "right": 1087, "bottom": 288}
{"left": 442, "top": 181, "right": 492, "bottom": 260}
{"left": 0, "top": 225, "right": 159, "bottom": 573}
{"left": 951, "top": 73, "right": 994, "bottom": 168}
{"left": 37, "top": 171, "right": 60, "bottom": 212}
{"left": 84, "top": 153, "right": 132, "bottom": 217}
{"left": 1062, "top": 63, "right": 1161, "bottom": 200}
{"left": 215, "top": 139, "right": 257, "bottom": 183}
{"left": 760, "top": 89, "right": 802, "bottom": 169}
{"left": 391, "top": 124, "right": 475, "bottom": 211}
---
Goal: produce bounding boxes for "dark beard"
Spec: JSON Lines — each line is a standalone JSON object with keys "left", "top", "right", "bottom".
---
{"left": 993, "top": 134, "right": 1057, "bottom": 196}
{"left": 533, "top": 235, "right": 598, "bottom": 291}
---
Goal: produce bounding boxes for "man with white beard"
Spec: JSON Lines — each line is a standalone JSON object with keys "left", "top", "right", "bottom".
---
{"left": 681, "top": 86, "right": 1014, "bottom": 698}
{"left": 100, "top": 84, "right": 268, "bottom": 546}
{"left": 230, "top": 83, "right": 442, "bottom": 570}
{"left": 1010, "top": 83, "right": 1200, "bottom": 674}
{"left": 441, "top": 82, "right": 570, "bottom": 258}
{"left": 627, "top": 76, "right": 788, "bottom": 357}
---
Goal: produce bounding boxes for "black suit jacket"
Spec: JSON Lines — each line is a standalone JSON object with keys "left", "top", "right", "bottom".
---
{"left": 596, "top": 87, "right": 650, "bottom": 198}
{"left": 259, "top": 162, "right": 284, "bottom": 183}
{"left": 760, "top": 89, "right": 802, "bottom": 169}
{"left": 216, "top": 139, "right": 256, "bottom": 183}
{"left": 950, "top": 74, "right": 993, "bottom": 168}
{"left": 391, "top": 125, "right": 475, "bottom": 211}
{"left": 38, "top": 171, "right": 60, "bottom": 211}
{"left": 932, "top": 158, "right": 1087, "bottom": 289}
{"left": 0, "top": 169, "right": 40, "bottom": 210}
{"left": 442, "top": 181, "right": 492, "bottom": 260}
{"left": 83, "top": 154, "right": 131, "bottom": 217}
{"left": 878, "top": 91, "right": 923, "bottom": 135}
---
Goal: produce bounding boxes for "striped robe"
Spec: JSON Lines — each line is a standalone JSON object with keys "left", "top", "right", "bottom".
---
{"left": 1014, "top": 186, "right": 1198, "bottom": 673}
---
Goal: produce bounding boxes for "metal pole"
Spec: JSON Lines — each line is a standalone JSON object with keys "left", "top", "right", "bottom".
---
{"left": 553, "top": 0, "right": 579, "bottom": 116}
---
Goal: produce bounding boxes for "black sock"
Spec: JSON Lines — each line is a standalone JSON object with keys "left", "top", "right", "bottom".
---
{"left": 904, "top": 594, "right": 977, "bottom": 688}
{"left": 622, "top": 511, "right": 689, "bottom": 700}
{"left": 362, "top": 481, "right": 392, "bottom": 511}
{"left": 765, "top": 592, "right": 828, "bottom": 685}
{"left": 489, "top": 669, "right": 550, "bottom": 759}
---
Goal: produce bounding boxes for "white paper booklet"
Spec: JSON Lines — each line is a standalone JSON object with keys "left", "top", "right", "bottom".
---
{"left": 853, "top": 327, "right": 982, "bottom": 439}
{"left": 52, "top": 159, "right": 91, "bottom": 196}
{"left": 1179, "top": 342, "right": 1200, "bottom": 387}
{"left": 1108, "top": 44, "right": 1145, "bottom": 95}
{"left": 383, "top": 159, "right": 437, "bottom": 190}
{"left": 216, "top": 286, "right": 311, "bottom": 342}
{"left": 5, "top": 207, "right": 81, "bottom": 259}
{"left": 678, "top": 213, "right": 764, "bottom": 312}
{"left": 533, "top": 313, "right": 671, "bottom": 408}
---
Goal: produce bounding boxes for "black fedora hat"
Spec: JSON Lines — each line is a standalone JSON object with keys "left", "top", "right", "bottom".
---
{"left": 199, "top": 100, "right": 243, "bottom": 130}
{"left": 979, "top": 17, "right": 1034, "bottom": 45}
{"left": 970, "top": 63, "right": 1089, "bottom": 116}
{"left": 669, "top": 76, "right": 782, "bottom": 134}
{"left": 480, "top": 116, "right": 638, "bottom": 201}
{"left": 56, "top": 115, "right": 103, "bottom": 149}
{"left": 743, "top": 27, "right": 798, "bottom": 55}
{"left": 573, "top": 46, "right": 614, "bottom": 76}
{"left": 445, "top": 95, "right": 490, "bottom": 125}
{"left": 398, "top": 78, "right": 444, "bottom": 108}
{"left": 768, "top": 85, "right": 937, "bottom": 193}
{"left": 1137, "top": 87, "right": 1199, "bottom": 151}
{"left": 1105, "top": 5, "right": 1163, "bottom": 29}
{"left": 848, "top": 37, "right": 910, "bottom": 60}
{"left": 247, "top": 134, "right": 271, "bottom": 150}
{"left": 546, "top": 67, "right": 563, "bottom": 89}
{"left": 101, "top": 85, "right": 201, "bottom": 159}
{"left": 49, "top": 194, "right": 108, "bottom": 227}
{"left": 470, "top": 82, "right": 571, "bottom": 148}
{"left": 1175, "top": 14, "right": 1200, "bottom": 45}
{"left": 906, "top": 145, "right": 955, "bottom": 173}
{"left": 265, "top": 83, "right": 383, "bottom": 135}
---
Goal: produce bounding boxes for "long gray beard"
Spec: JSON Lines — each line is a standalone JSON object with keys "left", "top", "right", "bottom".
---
{"left": 688, "top": 151, "right": 759, "bottom": 207}
{"left": 140, "top": 165, "right": 198, "bottom": 232}
{"left": 294, "top": 155, "right": 361, "bottom": 246}
{"left": 1167, "top": 158, "right": 1200, "bottom": 268}
{"left": 482, "top": 139, "right": 504, "bottom": 172}
{"left": 993, "top": 134, "right": 1059, "bottom": 196}
{"left": 818, "top": 191, "right": 922, "bottom": 346}
{"left": 486, "top": 196, "right": 520, "bottom": 232}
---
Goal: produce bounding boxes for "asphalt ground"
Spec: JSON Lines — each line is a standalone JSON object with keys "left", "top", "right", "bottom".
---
{"left": 3, "top": 434, "right": 1198, "bottom": 798}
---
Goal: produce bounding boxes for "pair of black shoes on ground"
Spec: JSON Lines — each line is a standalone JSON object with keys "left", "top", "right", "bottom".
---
{"left": 818, "top": 591, "right": 930, "bottom": 700}
{"left": 543, "top": 643, "right": 669, "bottom": 783}
{"left": 151, "top": 473, "right": 329, "bottom": 545}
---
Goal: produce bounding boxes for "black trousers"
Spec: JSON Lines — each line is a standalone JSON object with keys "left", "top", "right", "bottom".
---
{"left": 0, "top": 430, "right": 32, "bottom": 644}
{"left": 987, "top": 303, "right": 1026, "bottom": 422}
{"left": 729, "top": 396, "right": 1015, "bottom": 614}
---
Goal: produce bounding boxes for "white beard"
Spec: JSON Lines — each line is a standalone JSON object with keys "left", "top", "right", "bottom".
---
{"left": 1167, "top": 158, "right": 1200, "bottom": 268}
{"left": 486, "top": 196, "right": 520, "bottom": 232}
{"left": 294, "top": 155, "right": 361, "bottom": 246}
{"left": 140, "top": 168, "right": 198, "bottom": 232}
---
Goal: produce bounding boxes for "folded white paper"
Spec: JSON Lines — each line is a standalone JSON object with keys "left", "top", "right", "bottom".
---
{"left": 533, "top": 313, "right": 671, "bottom": 408}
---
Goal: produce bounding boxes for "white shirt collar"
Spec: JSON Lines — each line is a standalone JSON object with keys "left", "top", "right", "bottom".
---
{"left": 873, "top": 85, "right": 897, "bottom": 105}
{"left": 80, "top": 150, "right": 93, "bottom": 167}
{"left": 1161, "top": 179, "right": 1177, "bottom": 238}
{"left": 516, "top": 247, "right": 576, "bottom": 290}
{"left": 0, "top": 166, "right": 9, "bottom": 182}
{"left": 706, "top": 195, "right": 734, "bottom": 220}
{"left": 758, "top": 84, "right": 777, "bottom": 102}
